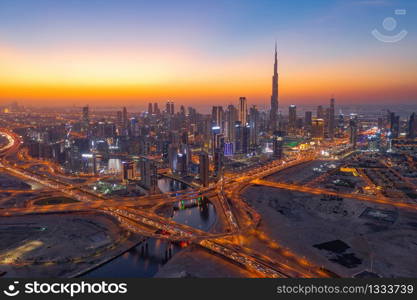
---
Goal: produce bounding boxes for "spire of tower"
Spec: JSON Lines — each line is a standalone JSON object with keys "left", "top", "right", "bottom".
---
{"left": 270, "top": 42, "right": 279, "bottom": 133}
{"left": 274, "top": 41, "right": 278, "bottom": 72}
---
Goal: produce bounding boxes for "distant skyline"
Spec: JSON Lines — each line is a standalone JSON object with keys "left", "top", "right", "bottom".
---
{"left": 1, "top": 0, "right": 417, "bottom": 107}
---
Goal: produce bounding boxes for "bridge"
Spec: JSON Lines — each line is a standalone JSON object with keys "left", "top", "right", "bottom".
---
{"left": 250, "top": 179, "right": 417, "bottom": 211}
{"left": 0, "top": 127, "right": 339, "bottom": 278}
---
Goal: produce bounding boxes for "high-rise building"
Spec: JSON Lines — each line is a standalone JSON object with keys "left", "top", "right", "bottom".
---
{"left": 214, "top": 149, "right": 224, "bottom": 178}
{"left": 122, "top": 107, "right": 128, "bottom": 125}
{"left": 153, "top": 103, "right": 160, "bottom": 115}
{"left": 288, "top": 105, "right": 297, "bottom": 135}
{"left": 148, "top": 103, "right": 153, "bottom": 115}
{"left": 225, "top": 104, "right": 238, "bottom": 142}
{"left": 179, "top": 105, "right": 186, "bottom": 116}
{"left": 122, "top": 161, "right": 136, "bottom": 182}
{"left": 249, "top": 105, "right": 259, "bottom": 146}
{"left": 199, "top": 151, "right": 209, "bottom": 187}
{"left": 349, "top": 114, "right": 358, "bottom": 149}
{"left": 211, "top": 106, "right": 224, "bottom": 128}
{"left": 337, "top": 112, "right": 345, "bottom": 135}
{"left": 117, "top": 110, "right": 123, "bottom": 125}
{"left": 389, "top": 111, "right": 400, "bottom": 138}
{"left": 211, "top": 126, "right": 223, "bottom": 154}
{"left": 239, "top": 97, "right": 248, "bottom": 125}
{"left": 122, "top": 107, "right": 128, "bottom": 134}
{"left": 311, "top": 118, "right": 325, "bottom": 140}
{"left": 272, "top": 136, "right": 283, "bottom": 159}
{"left": 328, "top": 98, "right": 335, "bottom": 140}
{"left": 241, "top": 124, "right": 250, "bottom": 154}
{"left": 317, "top": 105, "right": 324, "bottom": 119}
{"left": 176, "top": 153, "right": 188, "bottom": 176}
{"left": 270, "top": 42, "right": 279, "bottom": 132}
{"left": 139, "top": 158, "right": 158, "bottom": 193}
{"left": 168, "top": 144, "right": 178, "bottom": 172}
{"left": 408, "top": 112, "right": 417, "bottom": 139}
{"left": 165, "top": 101, "right": 174, "bottom": 115}
{"left": 224, "top": 142, "right": 234, "bottom": 156}
{"left": 304, "top": 111, "right": 312, "bottom": 133}
{"left": 82, "top": 106, "right": 89, "bottom": 131}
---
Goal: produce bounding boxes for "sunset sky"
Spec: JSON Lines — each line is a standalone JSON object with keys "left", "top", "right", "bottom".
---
{"left": 0, "top": 0, "right": 416, "bottom": 108}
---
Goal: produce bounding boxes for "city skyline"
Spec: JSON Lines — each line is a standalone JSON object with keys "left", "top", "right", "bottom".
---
{"left": 1, "top": 0, "right": 417, "bottom": 107}
{"left": 1, "top": 1, "right": 417, "bottom": 283}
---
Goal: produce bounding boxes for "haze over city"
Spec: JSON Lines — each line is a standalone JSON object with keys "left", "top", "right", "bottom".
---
{"left": 1, "top": 0, "right": 417, "bottom": 289}
{"left": 1, "top": 0, "right": 417, "bottom": 107}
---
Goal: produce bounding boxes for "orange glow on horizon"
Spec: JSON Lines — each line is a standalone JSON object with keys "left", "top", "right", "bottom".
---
{"left": 1, "top": 43, "right": 416, "bottom": 106}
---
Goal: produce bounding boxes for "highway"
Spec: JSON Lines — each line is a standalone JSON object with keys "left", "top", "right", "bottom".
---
{"left": 0, "top": 127, "right": 334, "bottom": 278}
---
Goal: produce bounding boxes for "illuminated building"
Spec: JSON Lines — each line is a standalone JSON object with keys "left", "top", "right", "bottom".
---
{"left": 122, "top": 161, "right": 136, "bottom": 182}
{"left": 273, "top": 136, "right": 283, "bottom": 159}
{"left": 408, "top": 112, "right": 417, "bottom": 139}
{"left": 199, "top": 151, "right": 209, "bottom": 187}
{"left": 82, "top": 105, "right": 89, "bottom": 131}
{"left": 311, "top": 118, "right": 325, "bottom": 140}
{"left": 214, "top": 149, "right": 223, "bottom": 178}
{"left": 288, "top": 105, "right": 297, "bottom": 135}
{"left": 225, "top": 104, "right": 238, "bottom": 143}
{"left": 224, "top": 142, "right": 233, "bottom": 156}
{"left": 238, "top": 97, "right": 247, "bottom": 125}
{"left": 211, "top": 106, "right": 224, "bottom": 129}
{"left": 317, "top": 105, "right": 324, "bottom": 119}
{"left": 349, "top": 114, "right": 358, "bottom": 149}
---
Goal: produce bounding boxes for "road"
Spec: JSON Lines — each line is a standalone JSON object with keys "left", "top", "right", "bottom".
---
{"left": 0, "top": 127, "right": 335, "bottom": 277}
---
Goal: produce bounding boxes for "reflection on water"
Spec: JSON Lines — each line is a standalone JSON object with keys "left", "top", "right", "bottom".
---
{"left": 157, "top": 177, "right": 189, "bottom": 193}
{"left": 172, "top": 198, "right": 215, "bottom": 231}
{"left": 83, "top": 178, "right": 216, "bottom": 278}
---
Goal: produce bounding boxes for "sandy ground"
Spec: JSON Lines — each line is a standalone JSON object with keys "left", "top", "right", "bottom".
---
{"left": 242, "top": 185, "right": 417, "bottom": 278}
{"left": 0, "top": 212, "right": 141, "bottom": 277}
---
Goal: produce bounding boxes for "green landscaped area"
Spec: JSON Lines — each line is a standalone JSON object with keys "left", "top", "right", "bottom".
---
{"left": 34, "top": 197, "right": 79, "bottom": 206}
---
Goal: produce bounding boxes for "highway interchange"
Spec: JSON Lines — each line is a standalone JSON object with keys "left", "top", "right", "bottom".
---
{"left": 2, "top": 127, "right": 415, "bottom": 278}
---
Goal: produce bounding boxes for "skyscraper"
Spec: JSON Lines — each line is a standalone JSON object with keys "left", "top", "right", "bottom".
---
{"left": 304, "top": 111, "right": 313, "bottom": 133}
{"left": 199, "top": 151, "right": 209, "bottom": 187}
{"left": 82, "top": 105, "right": 89, "bottom": 132}
{"left": 408, "top": 112, "right": 417, "bottom": 139}
{"left": 225, "top": 104, "right": 238, "bottom": 143}
{"left": 166, "top": 101, "right": 174, "bottom": 115}
{"left": 389, "top": 111, "right": 400, "bottom": 138}
{"left": 239, "top": 97, "right": 247, "bottom": 125}
{"left": 273, "top": 136, "right": 283, "bottom": 159}
{"left": 270, "top": 43, "right": 279, "bottom": 132}
{"left": 328, "top": 98, "right": 335, "bottom": 140}
{"left": 288, "top": 105, "right": 297, "bottom": 135}
{"left": 349, "top": 114, "right": 358, "bottom": 149}
{"left": 249, "top": 105, "right": 259, "bottom": 146}
{"left": 317, "top": 105, "right": 324, "bottom": 119}
{"left": 211, "top": 106, "right": 224, "bottom": 128}
{"left": 312, "top": 118, "right": 325, "bottom": 140}
{"left": 153, "top": 103, "right": 160, "bottom": 115}
{"left": 122, "top": 161, "right": 136, "bottom": 182}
